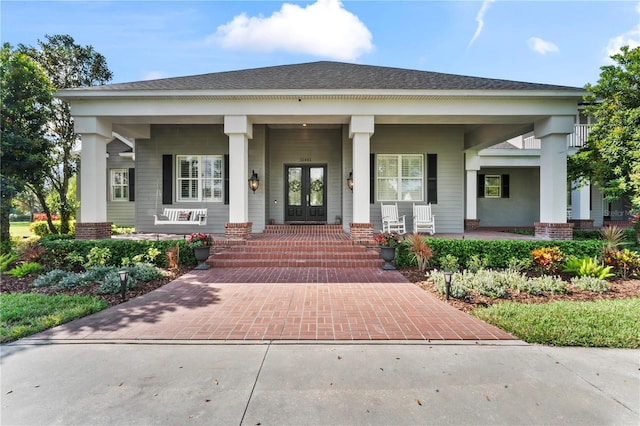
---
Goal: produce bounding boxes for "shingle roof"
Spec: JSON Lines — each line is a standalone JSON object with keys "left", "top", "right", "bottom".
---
{"left": 75, "top": 61, "right": 582, "bottom": 92}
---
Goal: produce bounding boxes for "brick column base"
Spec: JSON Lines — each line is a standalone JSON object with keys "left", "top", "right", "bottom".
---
{"left": 464, "top": 219, "right": 480, "bottom": 231}
{"left": 75, "top": 222, "right": 112, "bottom": 240}
{"left": 349, "top": 222, "right": 374, "bottom": 245}
{"left": 568, "top": 219, "right": 594, "bottom": 230}
{"left": 224, "top": 222, "right": 252, "bottom": 240}
{"left": 534, "top": 222, "right": 574, "bottom": 240}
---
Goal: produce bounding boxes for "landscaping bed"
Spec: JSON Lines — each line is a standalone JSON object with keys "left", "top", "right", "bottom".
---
{"left": 400, "top": 267, "right": 640, "bottom": 313}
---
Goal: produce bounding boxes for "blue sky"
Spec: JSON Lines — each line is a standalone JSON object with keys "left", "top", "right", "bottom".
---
{"left": 2, "top": 1, "right": 639, "bottom": 87}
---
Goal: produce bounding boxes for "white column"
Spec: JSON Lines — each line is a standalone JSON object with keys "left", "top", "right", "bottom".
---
{"left": 224, "top": 116, "right": 253, "bottom": 223}
{"left": 80, "top": 133, "right": 109, "bottom": 222}
{"left": 350, "top": 116, "right": 374, "bottom": 224}
{"left": 571, "top": 181, "right": 590, "bottom": 220}
{"left": 465, "top": 151, "right": 480, "bottom": 220}
{"left": 535, "top": 116, "right": 574, "bottom": 223}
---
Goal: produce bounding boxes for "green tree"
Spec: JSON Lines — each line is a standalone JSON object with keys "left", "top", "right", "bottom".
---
{"left": 0, "top": 43, "right": 53, "bottom": 251}
{"left": 19, "top": 34, "right": 113, "bottom": 234}
{"left": 569, "top": 45, "right": 640, "bottom": 213}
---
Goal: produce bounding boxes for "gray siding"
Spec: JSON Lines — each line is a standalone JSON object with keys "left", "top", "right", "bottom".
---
{"left": 106, "top": 139, "right": 135, "bottom": 226}
{"left": 266, "top": 127, "right": 343, "bottom": 224}
{"left": 370, "top": 125, "right": 465, "bottom": 233}
{"left": 135, "top": 125, "right": 229, "bottom": 234}
{"left": 249, "top": 125, "right": 266, "bottom": 232}
{"left": 477, "top": 167, "right": 540, "bottom": 227}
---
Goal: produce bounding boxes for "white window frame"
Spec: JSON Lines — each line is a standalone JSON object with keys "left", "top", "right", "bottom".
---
{"left": 376, "top": 154, "right": 424, "bottom": 202}
{"left": 484, "top": 175, "right": 502, "bottom": 198}
{"left": 176, "top": 155, "right": 223, "bottom": 202}
{"left": 110, "top": 169, "right": 129, "bottom": 202}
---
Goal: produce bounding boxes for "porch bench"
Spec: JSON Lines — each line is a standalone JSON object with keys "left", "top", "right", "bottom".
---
{"left": 153, "top": 208, "right": 208, "bottom": 226}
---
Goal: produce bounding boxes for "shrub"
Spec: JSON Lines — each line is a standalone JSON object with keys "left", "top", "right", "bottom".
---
{"left": 97, "top": 270, "right": 136, "bottom": 295}
{"left": 527, "top": 275, "right": 567, "bottom": 294}
{"left": 82, "top": 266, "right": 116, "bottom": 283}
{"left": 562, "top": 256, "right": 614, "bottom": 280}
{"left": 85, "top": 247, "right": 112, "bottom": 267}
{"left": 439, "top": 254, "right": 459, "bottom": 272}
{"left": 429, "top": 271, "right": 468, "bottom": 299}
{"left": 465, "top": 269, "right": 508, "bottom": 298}
{"left": 600, "top": 225, "right": 628, "bottom": 251}
{"left": 604, "top": 248, "right": 640, "bottom": 279}
{"left": 32, "top": 269, "right": 72, "bottom": 287}
{"left": 128, "top": 263, "right": 164, "bottom": 282}
{"left": 531, "top": 246, "right": 564, "bottom": 273}
{"left": 0, "top": 253, "right": 18, "bottom": 272}
{"left": 406, "top": 233, "right": 433, "bottom": 272}
{"left": 57, "top": 273, "right": 91, "bottom": 289}
{"left": 506, "top": 257, "right": 533, "bottom": 273}
{"left": 466, "top": 254, "right": 489, "bottom": 273}
{"left": 15, "top": 239, "right": 45, "bottom": 262}
{"left": 30, "top": 220, "right": 75, "bottom": 237}
{"left": 111, "top": 225, "right": 135, "bottom": 235}
{"left": 8, "top": 262, "right": 43, "bottom": 278}
{"left": 570, "top": 276, "right": 609, "bottom": 293}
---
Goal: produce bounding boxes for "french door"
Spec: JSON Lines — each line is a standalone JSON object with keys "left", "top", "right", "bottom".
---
{"left": 284, "top": 165, "right": 327, "bottom": 223}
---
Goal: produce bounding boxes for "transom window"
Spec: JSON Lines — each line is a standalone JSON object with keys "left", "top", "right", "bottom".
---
{"left": 376, "top": 154, "right": 423, "bottom": 201}
{"left": 110, "top": 169, "right": 129, "bottom": 201}
{"left": 176, "top": 155, "right": 223, "bottom": 202}
{"left": 484, "top": 175, "right": 502, "bottom": 198}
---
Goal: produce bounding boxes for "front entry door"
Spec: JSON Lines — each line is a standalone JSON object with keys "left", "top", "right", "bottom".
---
{"left": 285, "top": 165, "right": 327, "bottom": 223}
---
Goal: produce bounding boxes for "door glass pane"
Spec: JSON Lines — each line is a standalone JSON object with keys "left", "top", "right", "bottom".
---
{"left": 309, "top": 167, "right": 324, "bottom": 206}
{"left": 288, "top": 167, "right": 302, "bottom": 206}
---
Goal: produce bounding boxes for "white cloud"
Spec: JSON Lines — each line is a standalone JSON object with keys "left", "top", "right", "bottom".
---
{"left": 142, "top": 71, "right": 168, "bottom": 81}
{"left": 208, "top": 0, "right": 373, "bottom": 61}
{"left": 604, "top": 2, "right": 640, "bottom": 62}
{"left": 469, "top": 0, "right": 494, "bottom": 46}
{"left": 527, "top": 37, "right": 559, "bottom": 55}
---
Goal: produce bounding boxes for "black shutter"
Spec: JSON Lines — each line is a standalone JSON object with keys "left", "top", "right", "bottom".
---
{"left": 501, "top": 174, "right": 510, "bottom": 198}
{"left": 370, "top": 153, "right": 375, "bottom": 204}
{"left": 478, "top": 174, "right": 485, "bottom": 198}
{"left": 128, "top": 168, "right": 135, "bottom": 202}
{"left": 427, "top": 154, "right": 438, "bottom": 204}
{"left": 224, "top": 154, "right": 230, "bottom": 205}
{"left": 162, "top": 155, "right": 172, "bottom": 205}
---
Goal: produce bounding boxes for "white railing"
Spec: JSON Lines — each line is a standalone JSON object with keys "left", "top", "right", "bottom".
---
{"left": 519, "top": 124, "right": 589, "bottom": 150}
{"left": 568, "top": 124, "right": 589, "bottom": 148}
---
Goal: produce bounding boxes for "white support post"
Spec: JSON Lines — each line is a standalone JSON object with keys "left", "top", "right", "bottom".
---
{"left": 80, "top": 133, "right": 109, "bottom": 222}
{"left": 350, "top": 116, "right": 374, "bottom": 224}
{"left": 224, "top": 116, "right": 253, "bottom": 224}
{"left": 571, "top": 181, "right": 590, "bottom": 220}
{"left": 465, "top": 151, "right": 480, "bottom": 221}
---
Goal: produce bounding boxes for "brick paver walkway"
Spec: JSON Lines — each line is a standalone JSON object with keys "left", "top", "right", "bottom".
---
{"left": 29, "top": 267, "right": 514, "bottom": 342}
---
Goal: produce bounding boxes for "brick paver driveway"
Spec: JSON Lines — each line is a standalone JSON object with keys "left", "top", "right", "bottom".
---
{"left": 28, "top": 268, "right": 515, "bottom": 342}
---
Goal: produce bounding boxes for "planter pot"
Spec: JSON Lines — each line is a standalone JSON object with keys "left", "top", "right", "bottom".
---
{"left": 379, "top": 246, "right": 396, "bottom": 270}
{"left": 193, "top": 246, "right": 211, "bottom": 270}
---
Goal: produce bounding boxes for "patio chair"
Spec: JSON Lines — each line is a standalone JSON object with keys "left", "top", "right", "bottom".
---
{"left": 381, "top": 203, "right": 406, "bottom": 234}
{"left": 413, "top": 203, "right": 435, "bottom": 235}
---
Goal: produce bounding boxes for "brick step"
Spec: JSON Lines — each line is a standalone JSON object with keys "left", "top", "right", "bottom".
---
{"left": 221, "top": 243, "right": 369, "bottom": 252}
{"left": 208, "top": 258, "right": 385, "bottom": 268}
{"left": 263, "top": 225, "right": 345, "bottom": 234}
{"left": 211, "top": 250, "right": 380, "bottom": 260}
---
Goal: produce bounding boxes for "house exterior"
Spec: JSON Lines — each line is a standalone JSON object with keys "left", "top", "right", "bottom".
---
{"left": 57, "top": 61, "right": 586, "bottom": 241}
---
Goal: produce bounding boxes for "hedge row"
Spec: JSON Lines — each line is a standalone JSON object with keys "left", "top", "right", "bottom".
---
{"left": 573, "top": 229, "right": 637, "bottom": 242}
{"left": 38, "top": 238, "right": 196, "bottom": 268}
{"left": 395, "top": 238, "right": 604, "bottom": 269}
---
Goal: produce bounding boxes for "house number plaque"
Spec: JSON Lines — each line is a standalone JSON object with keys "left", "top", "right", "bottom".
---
{"left": 300, "top": 157, "right": 312, "bottom": 162}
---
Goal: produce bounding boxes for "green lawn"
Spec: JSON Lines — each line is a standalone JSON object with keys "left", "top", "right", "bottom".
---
{"left": 473, "top": 298, "right": 640, "bottom": 348}
{"left": 0, "top": 293, "right": 108, "bottom": 343}
{"left": 9, "top": 222, "right": 34, "bottom": 239}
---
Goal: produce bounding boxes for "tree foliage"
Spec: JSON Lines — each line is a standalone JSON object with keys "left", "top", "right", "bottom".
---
{"left": 19, "top": 34, "right": 113, "bottom": 234}
{"left": 569, "top": 45, "right": 640, "bottom": 212}
{"left": 0, "top": 43, "right": 53, "bottom": 250}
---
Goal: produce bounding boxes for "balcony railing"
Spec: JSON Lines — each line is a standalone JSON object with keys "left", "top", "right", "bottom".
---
{"left": 520, "top": 124, "right": 589, "bottom": 150}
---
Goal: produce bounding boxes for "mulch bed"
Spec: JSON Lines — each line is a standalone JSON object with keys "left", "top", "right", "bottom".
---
{"left": 399, "top": 267, "right": 640, "bottom": 313}
{"left": 0, "top": 266, "right": 191, "bottom": 307}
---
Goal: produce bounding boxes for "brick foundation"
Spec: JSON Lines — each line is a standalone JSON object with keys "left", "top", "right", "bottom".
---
{"left": 464, "top": 219, "right": 480, "bottom": 231}
{"left": 568, "top": 219, "right": 594, "bottom": 230}
{"left": 349, "top": 222, "right": 374, "bottom": 245}
{"left": 75, "top": 222, "right": 112, "bottom": 240}
{"left": 224, "top": 222, "right": 252, "bottom": 240}
{"left": 534, "top": 222, "right": 574, "bottom": 240}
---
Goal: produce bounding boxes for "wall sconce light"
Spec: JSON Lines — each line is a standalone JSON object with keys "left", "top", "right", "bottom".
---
{"left": 443, "top": 272, "right": 452, "bottom": 300}
{"left": 248, "top": 170, "right": 260, "bottom": 193}
{"left": 118, "top": 270, "right": 129, "bottom": 302}
{"left": 346, "top": 171, "right": 354, "bottom": 191}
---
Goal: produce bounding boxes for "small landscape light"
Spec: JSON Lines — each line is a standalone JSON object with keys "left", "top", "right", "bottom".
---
{"left": 443, "top": 272, "right": 452, "bottom": 300}
{"left": 118, "top": 270, "right": 129, "bottom": 302}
